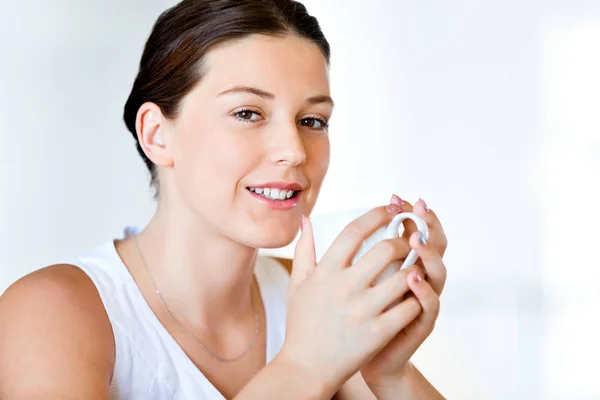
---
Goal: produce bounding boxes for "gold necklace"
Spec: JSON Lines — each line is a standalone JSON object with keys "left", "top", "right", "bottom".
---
{"left": 133, "top": 235, "right": 260, "bottom": 363}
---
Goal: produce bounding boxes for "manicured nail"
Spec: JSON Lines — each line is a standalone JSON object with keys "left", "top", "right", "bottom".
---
{"left": 390, "top": 194, "right": 405, "bottom": 206}
{"left": 301, "top": 215, "right": 307, "bottom": 232}
{"left": 417, "top": 198, "right": 430, "bottom": 213}
{"left": 418, "top": 231, "right": 428, "bottom": 246}
{"left": 412, "top": 273, "right": 422, "bottom": 283}
{"left": 386, "top": 204, "right": 402, "bottom": 216}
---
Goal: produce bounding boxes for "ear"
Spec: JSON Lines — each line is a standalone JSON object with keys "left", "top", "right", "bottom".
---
{"left": 135, "top": 102, "right": 174, "bottom": 168}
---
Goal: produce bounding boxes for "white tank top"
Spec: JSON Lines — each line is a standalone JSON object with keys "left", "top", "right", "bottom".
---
{"left": 68, "top": 227, "right": 290, "bottom": 399}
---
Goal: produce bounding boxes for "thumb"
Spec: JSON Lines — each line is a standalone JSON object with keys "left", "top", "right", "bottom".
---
{"left": 290, "top": 215, "right": 317, "bottom": 292}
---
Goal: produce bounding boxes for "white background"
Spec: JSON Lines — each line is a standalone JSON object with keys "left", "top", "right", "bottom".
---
{"left": 1, "top": 1, "right": 599, "bottom": 398}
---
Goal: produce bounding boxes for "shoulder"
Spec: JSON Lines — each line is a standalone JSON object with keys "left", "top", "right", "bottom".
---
{"left": 255, "top": 256, "right": 292, "bottom": 283}
{"left": 273, "top": 257, "right": 292, "bottom": 276}
{"left": 0, "top": 264, "right": 114, "bottom": 398}
{"left": 0, "top": 264, "right": 113, "bottom": 323}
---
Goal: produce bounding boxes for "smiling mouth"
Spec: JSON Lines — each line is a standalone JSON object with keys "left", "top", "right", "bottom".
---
{"left": 246, "top": 187, "right": 301, "bottom": 201}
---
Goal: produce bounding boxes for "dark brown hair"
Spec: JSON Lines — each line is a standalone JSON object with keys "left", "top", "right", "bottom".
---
{"left": 123, "top": 0, "right": 330, "bottom": 195}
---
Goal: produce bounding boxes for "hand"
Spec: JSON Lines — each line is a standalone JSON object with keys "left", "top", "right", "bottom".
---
{"left": 277, "top": 206, "right": 425, "bottom": 396}
{"left": 360, "top": 197, "right": 448, "bottom": 393}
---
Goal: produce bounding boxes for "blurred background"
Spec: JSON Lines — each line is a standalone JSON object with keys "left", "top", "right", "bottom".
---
{"left": 1, "top": 0, "right": 599, "bottom": 398}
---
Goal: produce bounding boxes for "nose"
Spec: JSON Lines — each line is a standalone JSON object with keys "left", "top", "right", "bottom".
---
{"left": 267, "top": 121, "right": 307, "bottom": 167}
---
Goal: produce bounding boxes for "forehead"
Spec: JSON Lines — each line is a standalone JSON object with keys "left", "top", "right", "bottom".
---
{"left": 199, "top": 34, "right": 330, "bottom": 96}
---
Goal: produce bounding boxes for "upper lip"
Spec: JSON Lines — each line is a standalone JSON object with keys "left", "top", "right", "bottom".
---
{"left": 247, "top": 181, "right": 304, "bottom": 191}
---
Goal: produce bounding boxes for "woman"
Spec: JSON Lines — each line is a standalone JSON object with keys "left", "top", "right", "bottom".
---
{"left": 0, "top": 0, "right": 448, "bottom": 399}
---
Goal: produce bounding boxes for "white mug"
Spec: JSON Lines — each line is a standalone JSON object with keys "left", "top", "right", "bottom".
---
{"left": 310, "top": 207, "right": 429, "bottom": 284}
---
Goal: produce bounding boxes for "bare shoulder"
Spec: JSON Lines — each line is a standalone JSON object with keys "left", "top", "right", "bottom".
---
{"left": 273, "top": 257, "right": 292, "bottom": 276}
{"left": 0, "top": 264, "right": 114, "bottom": 399}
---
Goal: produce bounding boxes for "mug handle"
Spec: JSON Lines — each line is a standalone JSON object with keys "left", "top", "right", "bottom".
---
{"left": 385, "top": 212, "right": 430, "bottom": 270}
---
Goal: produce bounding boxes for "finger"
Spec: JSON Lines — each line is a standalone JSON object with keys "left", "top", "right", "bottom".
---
{"left": 409, "top": 231, "right": 447, "bottom": 295}
{"left": 390, "top": 196, "right": 448, "bottom": 272}
{"left": 350, "top": 237, "right": 411, "bottom": 286}
{"left": 290, "top": 215, "right": 316, "bottom": 292}
{"left": 391, "top": 195, "right": 418, "bottom": 239}
{"left": 364, "top": 265, "right": 423, "bottom": 314}
{"left": 373, "top": 295, "right": 422, "bottom": 340}
{"left": 406, "top": 271, "right": 441, "bottom": 332}
{"left": 412, "top": 198, "right": 447, "bottom": 257}
{"left": 320, "top": 205, "right": 401, "bottom": 272}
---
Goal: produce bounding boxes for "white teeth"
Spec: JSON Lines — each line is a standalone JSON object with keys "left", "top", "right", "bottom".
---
{"left": 249, "top": 187, "right": 297, "bottom": 201}
{"left": 270, "top": 188, "right": 281, "bottom": 199}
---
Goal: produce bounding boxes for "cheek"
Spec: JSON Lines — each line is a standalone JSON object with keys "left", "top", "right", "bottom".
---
{"left": 305, "top": 136, "right": 330, "bottom": 183}
{"left": 175, "top": 120, "right": 263, "bottom": 191}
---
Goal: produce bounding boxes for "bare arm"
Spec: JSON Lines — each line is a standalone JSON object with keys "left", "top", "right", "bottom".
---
{"left": 364, "top": 362, "right": 445, "bottom": 400}
{"left": 235, "top": 354, "right": 337, "bottom": 399}
{"left": 0, "top": 265, "right": 115, "bottom": 400}
{"left": 335, "top": 364, "right": 444, "bottom": 400}
{"left": 334, "top": 372, "right": 377, "bottom": 399}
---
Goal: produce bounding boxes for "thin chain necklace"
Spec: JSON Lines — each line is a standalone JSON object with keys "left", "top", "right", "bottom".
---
{"left": 133, "top": 235, "right": 260, "bottom": 363}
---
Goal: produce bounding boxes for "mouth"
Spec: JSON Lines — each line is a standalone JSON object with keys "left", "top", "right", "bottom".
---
{"left": 245, "top": 182, "right": 304, "bottom": 210}
{"left": 246, "top": 187, "right": 302, "bottom": 201}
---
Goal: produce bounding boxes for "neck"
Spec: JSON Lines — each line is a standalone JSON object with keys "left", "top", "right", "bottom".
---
{"left": 131, "top": 202, "right": 259, "bottom": 326}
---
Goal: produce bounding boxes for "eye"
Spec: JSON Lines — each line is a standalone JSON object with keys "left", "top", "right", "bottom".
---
{"left": 299, "top": 117, "right": 329, "bottom": 130}
{"left": 233, "top": 109, "right": 263, "bottom": 122}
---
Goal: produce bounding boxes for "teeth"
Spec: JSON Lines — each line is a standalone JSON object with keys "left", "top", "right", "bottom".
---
{"left": 248, "top": 187, "right": 296, "bottom": 201}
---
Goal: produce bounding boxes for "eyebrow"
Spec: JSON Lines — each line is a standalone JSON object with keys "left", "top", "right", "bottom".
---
{"left": 218, "top": 85, "right": 335, "bottom": 107}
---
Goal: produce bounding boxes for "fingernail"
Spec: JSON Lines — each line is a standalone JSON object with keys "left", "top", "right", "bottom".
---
{"left": 301, "top": 215, "right": 307, "bottom": 232}
{"left": 390, "top": 194, "right": 405, "bottom": 206}
{"left": 413, "top": 273, "right": 422, "bottom": 283}
{"left": 418, "top": 231, "right": 428, "bottom": 246}
{"left": 417, "top": 198, "right": 430, "bottom": 213}
{"left": 386, "top": 204, "right": 402, "bottom": 216}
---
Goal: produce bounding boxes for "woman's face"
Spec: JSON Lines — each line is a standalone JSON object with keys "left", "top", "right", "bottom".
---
{"left": 165, "top": 34, "right": 332, "bottom": 248}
